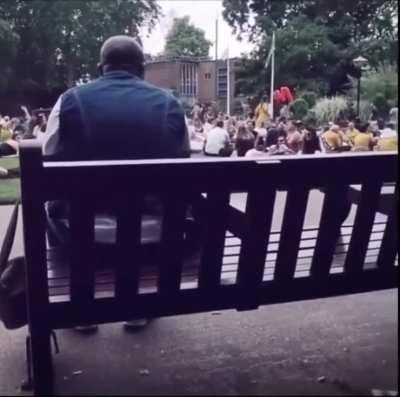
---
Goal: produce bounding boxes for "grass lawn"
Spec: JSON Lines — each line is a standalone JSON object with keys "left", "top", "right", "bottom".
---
{"left": 0, "top": 156, "right": 19, "bottom": 170}
{"left": 0, "top": 156, "right": 20, "bottom": 205}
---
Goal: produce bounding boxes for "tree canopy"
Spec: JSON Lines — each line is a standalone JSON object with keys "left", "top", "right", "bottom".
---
{"left": 0, "top": 0, "right": 160, "bottom": 99}
{"left": 223, "top": 0, "right": 398, "bottom": 97}
{"left": 163, "top": 16, "right": 212, "bottom": 58}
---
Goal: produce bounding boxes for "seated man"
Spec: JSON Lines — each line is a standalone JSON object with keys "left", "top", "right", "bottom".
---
{"left": 375, "top": 122, "right": 398, "bottom": 151}
{"left": 42, "top": 35, "right": 191, "bottom": 330}
{"left": 204, "top": 120, "right": 232, "bottom": 157}
{"left": 352, "top": 123, "right": 378, "bottom": 151}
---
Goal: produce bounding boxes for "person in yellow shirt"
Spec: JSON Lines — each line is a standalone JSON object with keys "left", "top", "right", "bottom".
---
{"left": 254, "top": 95, "right": 270, "bottom": 128}
{"left": 375, "top": 123, "right": 398, "bottom": 151}
{"left": 345, "top": 121, "right": 359, "bottom": 146}
{"left": 352, "top": 123, "right": 378, "bottom": 151}
{"left": 321, "top": 125, "right": 344, "bottom": 152}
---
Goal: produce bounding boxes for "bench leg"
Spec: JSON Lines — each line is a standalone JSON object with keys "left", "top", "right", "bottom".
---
{"left": 30, "top": 329, "right": 54, "bottom": 396}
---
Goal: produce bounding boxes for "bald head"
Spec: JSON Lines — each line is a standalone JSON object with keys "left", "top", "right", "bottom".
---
{"left": 99, "top": 35, "right": 144, "bottom": 77}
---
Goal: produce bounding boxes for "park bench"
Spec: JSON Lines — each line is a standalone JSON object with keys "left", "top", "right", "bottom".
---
{"left": 19, "top": 141, "right": 398, "bottom": 395}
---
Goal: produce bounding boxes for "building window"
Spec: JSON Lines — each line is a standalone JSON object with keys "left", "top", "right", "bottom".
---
{"left": 204, "top": 72, "right": 211, "bottom": 80}
{"left": 180, "top": 63, "right": 198, "bottom": 97}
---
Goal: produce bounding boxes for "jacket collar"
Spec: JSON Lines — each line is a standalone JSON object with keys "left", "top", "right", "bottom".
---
{"left": 101, "top": 71, "right": 141, "bottom": 80}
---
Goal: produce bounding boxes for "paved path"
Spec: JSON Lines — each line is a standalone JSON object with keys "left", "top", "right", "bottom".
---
{"left": 0, "top": 289, "right": 397, "bottom": 396}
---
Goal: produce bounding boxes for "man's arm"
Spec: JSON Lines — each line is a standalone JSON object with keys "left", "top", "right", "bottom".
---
{"left": 42, "top": 95, "right": 63, "bottom": 158}
{"left": 166, "top": 95, "right": 191, "bottom": 158}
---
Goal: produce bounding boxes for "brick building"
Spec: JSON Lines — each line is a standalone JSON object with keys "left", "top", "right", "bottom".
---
{"left": 144, "top": 56, "right": 236, "bottom": 113}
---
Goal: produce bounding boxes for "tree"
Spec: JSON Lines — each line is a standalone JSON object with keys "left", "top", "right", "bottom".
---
{"left": 163, "top": 16, "right": 212, "bottom": 58}
{"left": 0, "top": 18, "right": 19, "bottom": 90}
{"left": 0, "top": 0, "right": 160, "bottom": 94}
{"left": 222, "top": 0, "right": 398, "bottom": 96}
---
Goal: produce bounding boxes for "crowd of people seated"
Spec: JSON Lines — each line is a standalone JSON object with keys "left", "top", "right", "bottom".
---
{"left": 0, "top": 102, "right": 398, "bottom": 162}
{"left": 0, "top": 106, "right": 48, "bottom": 157}
{"left": 186, "top": 102, "right": 398, "bottom": 158}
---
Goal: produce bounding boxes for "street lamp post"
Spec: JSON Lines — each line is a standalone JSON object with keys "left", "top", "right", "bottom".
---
{"left": 353, "top": 56, "right": 368, "bottom": 117}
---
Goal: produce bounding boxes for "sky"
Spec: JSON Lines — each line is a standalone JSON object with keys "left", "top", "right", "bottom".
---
{"left": 140, "top": 0, "right": 255, "bottom": 58}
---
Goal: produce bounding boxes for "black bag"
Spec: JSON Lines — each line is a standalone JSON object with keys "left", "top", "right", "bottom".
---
{"left": 0, "top": 201, "right": 28, "bottom": 329}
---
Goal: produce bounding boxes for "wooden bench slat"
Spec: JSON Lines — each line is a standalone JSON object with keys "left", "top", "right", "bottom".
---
{"left": 115, "top": 196, "right": 142, "bottom": 301}
{"left": 377, "top": 185, "right": 398, "bottom": 270}
{"left": 69, "top": 200, "right": 95, "bottom": 303}
{"left": 310, "top": 186, "right": 349, "bottom": 278}
{"left": 274, "top": 188, "right": 310, "bottom": 281}
{"left": 236, "top": 189, "right": 276, "bottom": 309}
{"left": 158, "top": 196, "right": 186, "bottom": 294}
{"left": 344, "top": 182, "right": 382, "bottom": 275}
{"left": 198, "top": 191, "right": 230, "bottom": 289}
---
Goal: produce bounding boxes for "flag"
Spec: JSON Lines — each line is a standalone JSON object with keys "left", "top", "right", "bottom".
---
{"left": 265, "top": 32, "right": 275, "bottom": 69}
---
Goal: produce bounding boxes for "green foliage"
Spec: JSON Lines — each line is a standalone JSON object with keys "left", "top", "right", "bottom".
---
{"left": 359, "top": 100, "right": 374, "bottom": 122}
{"left": 289, "top": 98, "right": 309, "bottom": 120}
{"left": 301, "top": 91, "right": 317, "bottom": 108}
{"left": 163, "top": 16, "right": 212, "bottom": 58}
{"left": 223, "top": 0, "right": 398, "bottom": 97}
{"left": 373, "top": 93, "right": 391, "bottom": 120}
{"left": 361, "top": 66, "right": 398, "bottom": 103}
{"left": 0, "top": 0, "right": 160, "bottom": 93}
{"left": 312, "top": 96, "right": 347, "bottom": 124}
{"left": 344, "top": 97, "right": 357, "bottom": 121}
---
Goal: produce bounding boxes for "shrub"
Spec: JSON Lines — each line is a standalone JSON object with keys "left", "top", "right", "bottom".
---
{"left": 373, "top": 93, "right": 390, "bottom": 120}
{"left": 289, "top": 98, "right": 309, "bottom": 120}
{"left": 312, "top": 96, "right": 347, "bottom": 124}
{"left": 301, "top": 91, "right": 317, "bottom": 108}
{"left": 358, "top": 100, "right": 374, "bottom": 122}
{"left": 362, "top": 66, "right": 398, "bottom": 104}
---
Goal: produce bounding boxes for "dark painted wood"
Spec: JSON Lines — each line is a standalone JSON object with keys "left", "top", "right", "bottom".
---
{"left": 19, "top": 141, "right": 54, "bottom": 396}
{"left": 69, "top": 200, "right": 95, "bottom": 304}
{"left": 310, "top": 186, "right": 349, "bottom": 278}
{"left": 198, "top": 191, "right": 230, "bottom": 289}
{"left": 158, "top": 195, "right": 186, "bottom": 294}
{"left": 236, "top": 189, "right": 276, "bottom": 309}
{"left": 377, "top": 185, "right": 398, "bottom": 270}
{"left": 274, "top": 188, "right": 310, "bottom": 281}
{"left": 115, "top": 196, "right": 142, "bottom": 300}
{"left": 18, "top": 141, "right": 398, "bottom": 395}
{"left": 344, "top": 182, "right": 382, "bottom": 275}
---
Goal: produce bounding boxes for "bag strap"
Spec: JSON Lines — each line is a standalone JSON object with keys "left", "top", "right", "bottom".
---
{"left": 0, "top": 200, "right": 20, "bottom": 273}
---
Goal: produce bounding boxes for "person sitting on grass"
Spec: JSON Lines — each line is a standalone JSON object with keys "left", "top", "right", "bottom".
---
{"left": 268, "top": 135, "right": 295, "bottom": 156}
{"left": 301, "top": 126, "right": 321, "bottom": 154}
{"left": 204, "top": 120, "right": 232, "bottom": 157}
{"left": 245, "top": 136, "right": 268, "bottom": 158}
{"left": 374, "top": 123, "right": 397, "bottom": 152}
{"left": 235, "top": 122, "right": 255, "bottom": 157}
{"left": 352, "top": 123, "right": 378, "bottom": 152}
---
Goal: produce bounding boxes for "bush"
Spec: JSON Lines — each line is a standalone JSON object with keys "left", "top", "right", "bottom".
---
{"left": 312, "top": 96, "right": 347, "bottom": 124}
{"left": 301, "top": 91, "right": 317, "bottom": 108}
{"left": 373, "top": 93, "right": 390, "bottom": 120}
{"left": 362, "top": 66, "right": 398, "bottom": 104}
{"left": 289, "top": 98, "right": 309, "bottom": 120}
{"left": 359, "top": 100, "right": 374, "bottom": 122}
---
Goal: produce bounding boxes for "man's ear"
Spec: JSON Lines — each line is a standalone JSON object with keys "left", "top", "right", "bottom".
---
{"left": 97, "top": 62, "right": 103, "bottom": 76}
{"left": 138, "top": 63, "right": 145, "bottom": 79}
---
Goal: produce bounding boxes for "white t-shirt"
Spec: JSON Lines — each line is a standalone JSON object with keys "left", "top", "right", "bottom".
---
{"left": 245, "top": 148, "right": 268, "bottom": 158}
{"left": 205, "top": 127, "right": 230, "bottom": 155}
{"left": 254, "top": 127, "right": 267, "bottom": 137}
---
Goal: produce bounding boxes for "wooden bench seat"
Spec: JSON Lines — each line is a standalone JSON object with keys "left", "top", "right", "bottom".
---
{"left": 18, "top": 143, "right": 398, "bottom": 395}
{"left": 45, "top": 221, "right": 396, "bottom": 305}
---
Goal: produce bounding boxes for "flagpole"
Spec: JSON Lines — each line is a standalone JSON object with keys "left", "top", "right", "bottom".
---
{"left": 269, "top": 32, "right": 275, "bottom": 120}
{"left": 227, "top": 48, "right": 230, "bottom": 116}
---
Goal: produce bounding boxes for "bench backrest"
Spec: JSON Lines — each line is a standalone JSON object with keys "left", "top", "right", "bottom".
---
{"left": 19, "top": 142, "right": 398, "bottom": 329}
